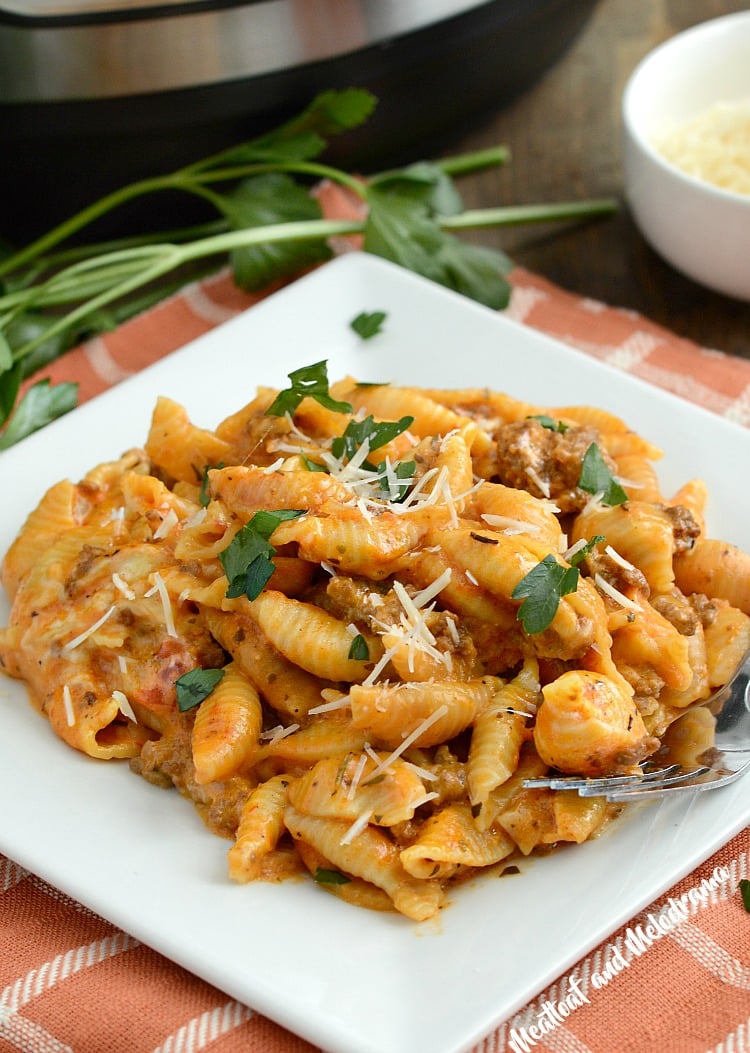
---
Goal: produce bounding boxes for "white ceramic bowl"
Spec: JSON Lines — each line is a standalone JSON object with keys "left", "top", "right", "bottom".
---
{"left": 622, "top": 12, "right": 750, "bottom": 301}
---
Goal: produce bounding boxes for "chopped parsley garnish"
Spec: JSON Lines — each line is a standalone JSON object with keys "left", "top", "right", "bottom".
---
{"left": 314, "top": 867, "right": 352, "bottom": 886}
{"left": 301, "top": 453, "right": 328, "bottom": 473}
{"left": 740, "top": 879, "right": 750, "bottom": 913}
{"left": 568, "top": 534, "right": 606, "bottom": 567}
{"left": 512, "top": 535, "right": 605, "bottom": 634}
{"left": 219, "top": 509, "right": 304, "bottom": 600}
{"left": 512, "top": 554, "right": 580, "bottom": 635}
{"left": 578, "top": 443, "right": 628, "bottom": 506}
{"left": 265, "top": 360, "right": 353, "bottom": 418}
{"left": 348, "top": 633, "right": 370, "bottom": 661}
{"left": 377, "top": 458, "right": 416, "bottom": 502}
{"left": 350, "top": 310, "right": 387, "bottom": 339}
{"left": 175, "top": 667, "right": 224, "bottom": 712}
{"left": 528, "top": 414, "right": 569, "bottom": 433}
{"left": 199, "top": 461, "right": 225, "bottom": 507}
{"left": 331, "top": 414, "right": 414, "bottom": 465}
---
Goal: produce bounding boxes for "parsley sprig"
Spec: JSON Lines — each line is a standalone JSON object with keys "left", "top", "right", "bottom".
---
{"left": 350, "top": 310, "right": 387, "bottom": 339}
{"left": 377, "top": 458, "right": 416, "bottom": 502}
{"left": 347, "top": 634, "right": 370, "bottom": 661}
{"left": 219, "top": 509, "right": 304, "bottom": 600}
{"left": 528, "top": 414, "right": 569, "bottom": 433}
{"left": 331, "top": 413, "right": 414, "bottom": 465}
{"left": 0, "top": 88, "right": 617, "bottom": 449}
{"left": 512, "top": 536, "right": 604, "bottom": 634}
{"left": 175, "top": 667, "right": 225, "bottom": 712}
{"left": 579, "top": 443, "right": 628, "bottom": 506}
{"left": 265, "top": 360, "right": 353, "bottom": 418}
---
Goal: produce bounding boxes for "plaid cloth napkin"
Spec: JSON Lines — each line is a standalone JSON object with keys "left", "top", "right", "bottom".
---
{"left": 2, "top": 208, "right": 750, "bottom": 1053}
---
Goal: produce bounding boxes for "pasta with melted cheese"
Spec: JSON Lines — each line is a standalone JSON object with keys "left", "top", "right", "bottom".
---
{"left": 1, "top": 369, "right": 748, "bottom": 921}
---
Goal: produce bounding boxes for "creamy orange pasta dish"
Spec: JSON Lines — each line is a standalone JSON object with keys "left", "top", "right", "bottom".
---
{"left": 1, "top": 363, "right": 749, "bottom": 921}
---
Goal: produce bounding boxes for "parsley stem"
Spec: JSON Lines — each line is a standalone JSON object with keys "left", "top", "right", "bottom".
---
{"left": 0, "top": 161, "right": 368, "bottom": 283}
{"left": 437, "top": 145, "right": 511, "bottom": 177}
{"left": 35, "top": 219, "right": 229, "bottom": 271}
{"left": 0, "top": 175, "right": 181, "bottom": 281}
{"left": 3, "top": 195, "right": 617, "bottom": 363}
{"left": 441, "top": 199, "right": 618, "bottom": 229}
{"left": 7, "top": 219, "right": 365, "bottom": 362}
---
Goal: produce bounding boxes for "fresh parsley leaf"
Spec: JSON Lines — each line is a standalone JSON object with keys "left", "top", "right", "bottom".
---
{"left": 251, "top": 507, "right": 304, "bottom": 539}
{"left": 0, "top": 378, "right": 77, "bottom": 449}
{"left": 363, "top": 190, "right": 445, "bottom": 282}
{"left": 239, "top": 553, "right": 277, "bottom": 601}
{"left": 377, "top": 459, "right": 416, "bottom": 502}
{"left": 364, "top": 188, "right": 512, "bottom": 309}
{"left": 265, "top": 360, "right": 353, "bottom": 418}
{"left": 331, "top": 414, "right": 413, "bottom": 464}
{"left": 314, "top": 867, "right": 352, "bottom": 886}
{"left": 0, "top": 362, "right": 21, "bottom": 429}
{"left": 528, "top": 414, "right": 569, "bottom": 433}
{"left": 199, "top": 461, "right": 225, "bottom": 507}
{"left": 739, "top": 878, "right": 750, "bottom": 913}
{"left": 0, "top": 330, "right": 12, "bottom": 372}
{"left": 579, "top": 443, "right": 628, "bottom": 506}
{"left": 219, "top": 173, "right": 332, "bottom": 290}
{"left": 350, "top": 310, "right": 387, "bottom": 340}
{"left": 433, "top": 234, "right": 512, "bottom": 310}
{"left": 568, "top": 535, "right": 606, "bottom": 567}
{"left": 175, "top": 667, "right": 224, "bottom": 712}
{"left": 192, "top": 89, "right": 377, "bottom": 168}
{"left": 301, "top": 454, "right": 328, "bottom": 473}
{"left": 266, "top": 88, "right": 377, "bottom": 150}
{"left": 348, "top": 633, "right": 370, "bottom": 661}
{"left": 369, "top": 161, "right": 465, "bottom": 216}
{"left": 219, "top": 509, "right": 304, "bottom": 600}
{"left": 512, "top": 554, "right": 580, "bottom": 635}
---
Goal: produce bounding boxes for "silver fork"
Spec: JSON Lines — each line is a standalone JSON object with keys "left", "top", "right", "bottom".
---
{"left": 523, "top": 650, "right": 750, "bottom": 801}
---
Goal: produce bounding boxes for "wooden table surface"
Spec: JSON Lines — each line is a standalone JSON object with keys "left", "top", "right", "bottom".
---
{"left": 449, "top": 0, "right": 750, "bottom": 361}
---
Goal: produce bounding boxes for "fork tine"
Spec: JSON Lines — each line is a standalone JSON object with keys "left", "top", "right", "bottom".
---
{"left": 577, "top": 764, "right": 712, "bottom": 798}
{"left": 603, "top": 759, "right": 750, "bottom": 801}
{"left": 522, "top": 765, "right": 681, "bottom": 792}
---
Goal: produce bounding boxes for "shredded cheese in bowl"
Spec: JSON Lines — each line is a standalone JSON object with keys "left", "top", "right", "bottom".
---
{"left": 653, "top": 99, "right": 750, "bottom": 195}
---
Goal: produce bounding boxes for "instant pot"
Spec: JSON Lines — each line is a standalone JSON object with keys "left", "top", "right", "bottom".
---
{"left": 0, "top": 0, "right": 598, "bottom": 241}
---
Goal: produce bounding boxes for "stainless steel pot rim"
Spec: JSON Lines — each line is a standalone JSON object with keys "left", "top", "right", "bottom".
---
{"left": 0, "top": 0, "right": 496, "bottom": 103}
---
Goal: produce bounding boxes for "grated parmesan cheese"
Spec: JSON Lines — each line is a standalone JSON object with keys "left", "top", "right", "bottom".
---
{"left": 364, "top": 703, "right": 450, "bottom": 783}
{"left": 481, "top": 513, "right": 541, "bottom": 536}
{"left": 582, "top": 490, "right": 606, "bottom": 515}
{"left": 653, "top": 99, "right": 750, "bottom": 195}
{"left": 409, "top": 791, "right": 440, "bottom": 810}
{"left": 146, "top": 572, "right": 178, "bottom": 638}
{"left": 605, "top": 544, "right": 637, "bottom": 573}
{"left": 594, "top": 572, "right": 641, "bottom": 611}
{"left": 260, "top": 723, "right": 301, "bottom": 744}
{"left": 525, "top": 466, "right": 550, "bottom": 498}
{"left": 563, "top": 538, "right": 589, "bottom": 563}
{"left": 365, "top": 576, "right": 453, "bottom": 685}
{"left": 307, "top": 694, "right": 351, "bottom": 716}
{"left": 346, "top": 752, "right": 369, "bottom": 801}
{"left": 63, "top": 605, "right": 116, "bottom": 651}
{"left": 340, "top": 808, "right": 374, "bottom": 846}
{"left": 112, "top": 689, "right": 137, "bottom": 723}
{"left": 111, "top": 573, "right": 136, "bottom": 601}
{"left": 153, "top": 508, "right": 179, "bottom": 540}
{"left": 62, "top": 684, "right": 75, "bottom": 727}
{"left": 261, "top": 457, "right": 286, "bottom": 474}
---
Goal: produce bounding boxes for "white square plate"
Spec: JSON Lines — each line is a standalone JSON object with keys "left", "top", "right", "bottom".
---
{"left": 1, "top": 254, "right": 748, "bottom": 1053}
